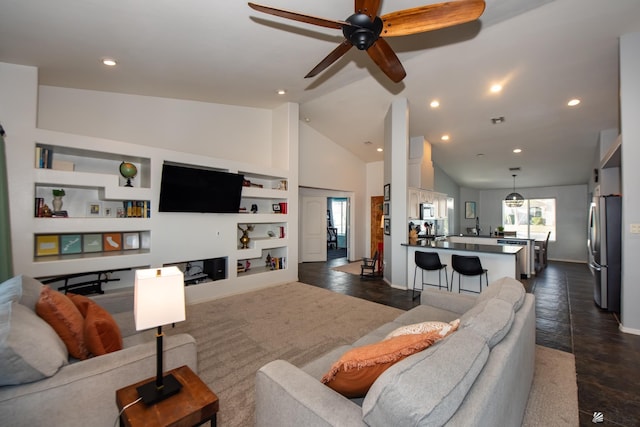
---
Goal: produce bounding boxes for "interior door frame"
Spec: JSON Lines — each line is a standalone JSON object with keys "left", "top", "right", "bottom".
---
{"left": 299, "top": 187, "right": 354, "bottom": 262}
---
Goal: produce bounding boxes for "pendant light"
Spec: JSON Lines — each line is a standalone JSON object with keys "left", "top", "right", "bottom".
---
{"left": 505, "top": 174, "right": 524, "bottom": 207}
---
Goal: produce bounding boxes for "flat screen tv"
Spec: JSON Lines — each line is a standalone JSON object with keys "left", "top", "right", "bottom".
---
{"left": 158, "top": 163, "right": 244, "bottom": 213}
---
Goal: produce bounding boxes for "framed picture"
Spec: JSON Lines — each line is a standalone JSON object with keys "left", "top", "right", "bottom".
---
{"left": 383, "top": 202, "right": 389, "bottom": 216}
{"left": 35, "top": 235, "right": 59, "bottom": 256}
{"left": 384, "top": 184, "right": 391, "bottom": 201}
{"left": 60, "top": 234, "right": 82, "bottom": 255}
{"left": 87, "top": 202, "right": 102, "bottom": 217}
{"left": 384, "top": 218, "right": 391, "bottom": 235}
{"left": 83, "top": 233, "right": 103, "bottom": 252}
{"left": 103, "top": 233, "right": 122, "bottom": 251}
{"left": 123, "top": 232, "right": 140, "bottom": 250}
{"left": 272, "top": 203, "right": 281, "bottom": 213}
{"left": 465, "top": 201, "right": 476, "bottom": 219}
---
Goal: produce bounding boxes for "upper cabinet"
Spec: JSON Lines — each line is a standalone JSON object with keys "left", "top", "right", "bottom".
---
{"left": 407, "top": 187, "right": 448, "bottom": 220}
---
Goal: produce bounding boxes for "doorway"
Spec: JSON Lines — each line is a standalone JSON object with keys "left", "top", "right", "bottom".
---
{"left": 328, "top": 197, "right": 348, "bottom": 260}
{"left": 299, "top": 187, "right": 352, "bottom": 263}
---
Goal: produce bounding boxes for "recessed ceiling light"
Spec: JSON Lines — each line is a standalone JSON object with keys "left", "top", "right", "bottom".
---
{"left": 490, "top": 83, "right": 502, "bottom": 93}
{"left": 101, "top": 58, "right": 117, "bottom": 67}
{"left": 567, "top": 98, "right": 580, "bottom": 106}
{"left": 377, "top": 148, "right": 383, "bottom": 152}
{"left": 277, "top": 89, "right": 286, "bottom": 95}
{"left": 513, "top": 148, "right": 522, "bottom": 153}
{"left": 441, "top": 134, "right": 450, "bottom": 141}
{"left": 430, "top": 100, "right": 440, "bottom": 108}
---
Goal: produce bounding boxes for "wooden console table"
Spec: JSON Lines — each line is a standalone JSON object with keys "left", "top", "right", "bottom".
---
{"left": 116, "top": 365, "right": 219, "bottom": 427}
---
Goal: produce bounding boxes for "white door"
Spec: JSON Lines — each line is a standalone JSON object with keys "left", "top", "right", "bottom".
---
{"left": 301, "top": 196, "right": 327, "bottom": 262}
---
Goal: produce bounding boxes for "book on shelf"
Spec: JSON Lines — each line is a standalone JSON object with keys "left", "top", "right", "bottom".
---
{"left": 35, "top": 146, "right": 53, "bottom": 169}
{"left": 122, "top": 200, "right": 151, "bottom": 218}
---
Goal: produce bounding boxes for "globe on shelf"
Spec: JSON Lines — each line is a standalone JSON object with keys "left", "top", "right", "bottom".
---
{"left": 119, "top": 161, "right": 138, "bottom": 187}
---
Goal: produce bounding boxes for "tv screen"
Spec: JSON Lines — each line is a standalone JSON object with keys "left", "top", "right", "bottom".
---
{"left": 158, "top": 164, "right": 244, "bottom": 213}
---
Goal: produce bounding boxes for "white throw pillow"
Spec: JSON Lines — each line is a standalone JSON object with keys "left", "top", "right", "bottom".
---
{"left": 385, "top": 319, "right": 460, "bottom": 340}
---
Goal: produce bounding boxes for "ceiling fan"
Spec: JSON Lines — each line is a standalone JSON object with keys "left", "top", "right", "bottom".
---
{"left": 248, "top": 0, "right": 486, "bottom": 83}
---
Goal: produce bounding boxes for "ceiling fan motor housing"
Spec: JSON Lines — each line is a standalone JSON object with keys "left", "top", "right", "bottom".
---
{"left": 343, "top": 14, "right": 383, "bottom": 50}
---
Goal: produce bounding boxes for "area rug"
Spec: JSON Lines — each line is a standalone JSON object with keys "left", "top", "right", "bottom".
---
{"left": 523, "top": 345, "right": 579, "bottom": 426}
{"left": 170, "top": 282, "right": 578, "bottom": 426}
{"left": 171, "top": 281, "right": 403, "bottom": 427}
{"left": 331, "top": 261, "right": 364, "bottom": 275}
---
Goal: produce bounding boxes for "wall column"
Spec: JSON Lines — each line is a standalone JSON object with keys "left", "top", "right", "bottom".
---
{"left": 383, "top": 98, "right": 409, "bottom": 289}
{"left": 619, "top": 33, "right": 640, "bottom": 334}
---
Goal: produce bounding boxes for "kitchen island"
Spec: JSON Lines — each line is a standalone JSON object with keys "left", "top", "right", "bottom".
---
{"left": 447, "top": 235, "right": 535, "bottom": 278}
{"left": 402, "top": 240, "right": 523, "bottom": 293}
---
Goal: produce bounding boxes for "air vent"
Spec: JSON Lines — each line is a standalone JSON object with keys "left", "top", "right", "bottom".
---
{"left": 491, "top": 116, "right": 505, "bottom": 124}
{"left": 509, "top": 167, "right": 521, "bottom": 171}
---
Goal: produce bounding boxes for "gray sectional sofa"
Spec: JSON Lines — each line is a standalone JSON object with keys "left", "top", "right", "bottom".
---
{"left": 255, "top": 276, "right": 535, "bottom": 426}
{"left": 0, "top": 276, "right": 197, "bottom": 427}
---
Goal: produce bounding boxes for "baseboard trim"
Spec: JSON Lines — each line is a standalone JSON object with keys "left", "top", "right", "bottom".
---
{"left": 619, "top": 324, "right": 640, "bottom": 335}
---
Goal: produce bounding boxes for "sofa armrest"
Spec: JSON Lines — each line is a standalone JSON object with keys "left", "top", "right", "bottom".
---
{"left": 256, "top": 360, "right": 366, "bottom": 427}
{"left": 420, "top": 289, "right": 478, "bottom": 314}
{"left": 0, "top": 333, "right": 197, "bottom": 427}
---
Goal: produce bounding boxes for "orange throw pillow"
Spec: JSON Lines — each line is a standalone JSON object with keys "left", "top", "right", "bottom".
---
{"left": 321, "top": 331, "right": 443, "bottom": 398}
{"left": 68, "top": 294, "right": 123, "bottom": 356}
{"left": 36, "top": 286, "right": 90, "bottom": 360}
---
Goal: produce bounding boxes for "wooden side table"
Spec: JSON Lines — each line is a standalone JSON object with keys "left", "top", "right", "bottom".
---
{"left": 116, "top": 365, "right": 219, "bottom": 427}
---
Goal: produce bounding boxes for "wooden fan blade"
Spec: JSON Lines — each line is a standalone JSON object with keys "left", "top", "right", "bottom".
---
{"left": 367, "top": 38, "right": 406, "bottom": 83}
{"left": 354, "top": 0, "right": 381, "bottom": 19}
{"left": 305, "top": 40, "right": 353, "bottom": 78}
{"left": 248, "top": 2, "right": 352, "bottom": 30}
{"left": 380, "top": 0, "right": 486, "bottom": 37}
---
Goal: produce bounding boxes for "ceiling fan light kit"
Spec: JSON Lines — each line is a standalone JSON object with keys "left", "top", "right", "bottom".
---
{"left": 248, "top": 0, "right": 486, "bottom": 83}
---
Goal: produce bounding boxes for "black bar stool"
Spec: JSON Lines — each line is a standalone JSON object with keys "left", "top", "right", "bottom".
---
{"left": 413, "top": 251, "right": 449, "bottom": 299}
{"left": 451, "top": 254, "right": 488, "bottom": 294}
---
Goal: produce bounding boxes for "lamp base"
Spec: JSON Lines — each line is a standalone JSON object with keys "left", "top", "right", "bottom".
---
{"left": 136, "top": 373, "right": 182, "bottom": 405}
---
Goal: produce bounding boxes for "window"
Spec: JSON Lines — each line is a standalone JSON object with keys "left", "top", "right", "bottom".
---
{"left": 502, "top": 198, "right": 555, "bottom": 241}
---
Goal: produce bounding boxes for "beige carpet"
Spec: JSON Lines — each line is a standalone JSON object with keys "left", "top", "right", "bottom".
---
{"left": 331, "top": 261, "right": 364, "bottom": 275}
{"left": 171, "top": 282, "right": 578, "bottom": 426}
{"left": 523, "top": 345, "right": 579, "bottom": 426}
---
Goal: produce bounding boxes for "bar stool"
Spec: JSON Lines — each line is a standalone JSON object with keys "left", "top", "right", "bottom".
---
{"left": 451, "top": 254, "right": 488, "bottom": 294}
{"left": 413, "top": 252, "right": 449, "bottom": 299}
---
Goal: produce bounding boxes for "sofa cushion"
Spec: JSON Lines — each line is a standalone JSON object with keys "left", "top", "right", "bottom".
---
{"left": 0, "top": 302, "right": 69, "bottom": 385}
{"left": 385, "top": 319, "right": 460, "bottom": 340}
{"left": 393, "top": 304, "right": 460, "bottom": 325}
{"left": 0, "top": 276, "right": 23, "bottom": 304}
{"left": 477, "top": 276, "right": 526, "bottom": 311}
{"left": 35, "top": 286, "right": 90, "bottom": 360}
{"left": 321, "top": 331, "right": 444, "bottom": 398}
{"left": 362, "top": 328, "right": 489, "bottom": 426}
{"left": 68, "top": 294, "right": 123, "bottom": 355}
{"left": 460, "top": 298, "right": 514, "bottom": 348}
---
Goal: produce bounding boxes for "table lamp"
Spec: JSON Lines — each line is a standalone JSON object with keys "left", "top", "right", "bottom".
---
{"left": 134, "top": 266, "right": 186, "bottom": 405}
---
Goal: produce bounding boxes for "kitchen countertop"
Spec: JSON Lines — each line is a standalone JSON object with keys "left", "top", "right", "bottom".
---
{"left": 401, "top": 240, "right": 523, "bottom": 255}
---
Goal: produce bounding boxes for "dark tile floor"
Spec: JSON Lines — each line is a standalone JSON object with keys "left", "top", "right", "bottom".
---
{"left": 299, "top": 257, "right": 640, "bottom": 426}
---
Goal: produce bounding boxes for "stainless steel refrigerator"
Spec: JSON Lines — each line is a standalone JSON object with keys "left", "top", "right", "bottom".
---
{"left": 587, "top": 194, "right": 621, "bottom": 312}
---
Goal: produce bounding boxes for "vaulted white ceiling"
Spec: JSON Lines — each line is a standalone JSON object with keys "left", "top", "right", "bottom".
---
{"left": 2, "top": 0, "right": 639, "bottom": 189}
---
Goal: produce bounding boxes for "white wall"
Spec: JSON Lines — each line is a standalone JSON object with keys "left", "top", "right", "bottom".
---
{"left": 37, "top": 86, "right": 274, "bottom": 168}
{"left": 619, "top": 33, "right": 640, "bottom": 334}
{"left": 298, "top": 122, "right": 367, "bottom": 259}
{"left": 476, "top": 184, "right": 588, "bottom": 262}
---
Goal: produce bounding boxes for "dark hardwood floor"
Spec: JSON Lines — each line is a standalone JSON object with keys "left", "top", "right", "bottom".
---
{"left": 298, "top": 256, "right": 640, "bottom": 426}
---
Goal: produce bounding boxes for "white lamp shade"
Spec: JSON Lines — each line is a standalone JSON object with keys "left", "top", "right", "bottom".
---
{"left": 134, "top": 266, "right": 186, "bottom": 331}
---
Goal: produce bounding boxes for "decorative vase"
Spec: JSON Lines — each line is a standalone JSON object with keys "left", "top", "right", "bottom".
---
{"left": 52, "top": 196, "right": 63, "bottom": 212}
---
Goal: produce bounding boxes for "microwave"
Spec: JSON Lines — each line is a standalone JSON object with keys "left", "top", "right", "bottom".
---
{"left": 420, "top": 203, "right": 436, "bottom": 220}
